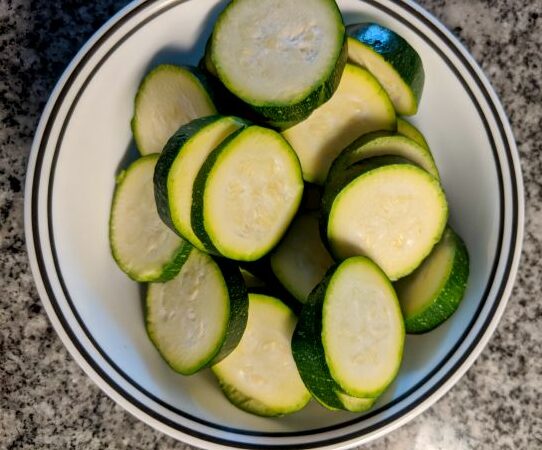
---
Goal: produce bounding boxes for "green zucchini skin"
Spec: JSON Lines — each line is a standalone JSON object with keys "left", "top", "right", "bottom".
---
{"left": 347, "top": 23, "right": 424, "bottom": 115}
{"left": 396, "top": 228, "right": 470, "bottom": 334}
{"left": 291, "top": 264, "right": 346, "bottom": 410}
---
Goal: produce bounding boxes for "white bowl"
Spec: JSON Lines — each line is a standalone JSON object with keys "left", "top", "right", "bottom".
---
{"left": 25, "top": 0, "right": 524, "bottom": 448}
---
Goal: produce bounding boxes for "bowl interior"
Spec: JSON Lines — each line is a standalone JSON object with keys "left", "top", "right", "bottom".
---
{"left": 47, "top": 0, "right": 501, "bottom": 434}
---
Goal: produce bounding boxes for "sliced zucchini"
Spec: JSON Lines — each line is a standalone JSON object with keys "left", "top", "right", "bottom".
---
{"left": 282, "top": 64, "right": 396, "bottom": 184}
{"left": 328, "top": 131, "right": 439, "bottom": 180}
{"left": 321, "top": 257, "right": 404, "bottom": 397}
{"left": 109, "top": 154, "right": 191, "bottom": 282}
{"left": 132, "top": 64, "right": 217, "bottom": 155}
{"left": 395, "top": 227, "right": 469, "bottom": 333}
{"left": 270, "top": 213, "right": 334, "bottom": 303}
{"left": 292, "top": 257, "right": 404, "bottom": 406}
{"left": 146, "top": 247, "right": 248, "bottom": 375}
{"left": 347, "top": 23, "right": 425, "bottom": 115}
{"left": 396, "top": 117, "right": 430, "bottom": 150}
{"left": 327, "top": 164, "right": 448, "bottom": 280}
{"left": 154, "top": 115, "right": 248, "bottom": 250}
{"left": 192, "top": 126, "right": 304, "bottom": 261}
{"left": 211, "top": 0, "right": 347, "bottom": 125}
{"left": 212, "top": 293, "right": 311, "bottom": 416}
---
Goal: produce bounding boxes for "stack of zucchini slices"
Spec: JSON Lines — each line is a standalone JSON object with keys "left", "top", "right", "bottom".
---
{"left": 109, "top": 0, "right": 469, "bottom": 417}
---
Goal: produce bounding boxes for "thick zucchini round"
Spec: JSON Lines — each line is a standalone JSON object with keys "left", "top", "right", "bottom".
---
{"left": 395, "top": 227, "right": 470, "bottom": 333}
{"left": 282, "top": 64, "right": 396, "bottom": 184}
{"left": 212, "top": 293, "right": 311, "bottom": 416}
{"left": 109, "top": 154, "right": 191, "bottom": 282}
{"left": 146, "top": 247, "right": 248, "bottom": 375}
{"left": 292, "top": 256, "right": 404, "bottom": 408}
{"left": 326, "top": 163, "right": 448, "bottom": 280}
{"left": 154, "top": 115, "right": 248, "bottom": 250}
{"left": 132, "top": 64, "right": 217, "bottom": 155}
{"left": 347, "top": 23, "right": 425, "bottom": 115}
{"left": 211, "top": 0, "right": 347, "bottom": 125}
{"left": 191, "top": 125, "right": 304, "bottom": 261}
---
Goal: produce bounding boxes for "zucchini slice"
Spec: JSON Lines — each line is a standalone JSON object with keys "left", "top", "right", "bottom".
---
{"left": 192, "top": 126, "right": 304, "bottom": 261}
{"left": 270, "top": 213, "right": 334, "bottom": 303}
{"left": 321, "top": 257, "right": 404, "bottom": 397}
{"left": 212, "top": 293, "right": 311, "bottom": 416}
{"left": 282, "top": 64, "right": 396, "bottom": 184}
{"left": 395, "top": 227, "right": 470, "bottom": 333}
{"left": 146, "top": 247, "right": 248, "bottom": 375}
{"left": 347, "top": 23, "right": 425, "bottom": 115}
{"left": 396, "top": 117, "right": 430, "bottom": 150}
{"left": 327, "top": 164, "right": 448, "bottom": 280}
{"left": 132, "top": 64, "right": 217, "bottom": 155}
{"left": 328, "top": 131, "right": 439, "bottom": 180}
{"left": 211, "top": 0, "right": 347, "bottom": 125}
{"left": 292, "top": 257, "right": 404, "bottom": 406}
{"left": 154, "top": 115, "right": 248, "bottom": 250}
{"left": 109, "top": 154, "right": 191, "bottom": 282}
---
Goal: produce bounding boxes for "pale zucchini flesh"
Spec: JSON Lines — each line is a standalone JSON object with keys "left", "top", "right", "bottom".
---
{"left": 322, "top": 257, "right": 404, "bottom": 397}
{"left": 213, "top": 294, "right": 311, "bottom": 416}
{"left": 192, "top": 126, "right": 304, "bottom": 261}
{"left": 282, "top": 64, "right": 396, "bottom": 184}
{"left": 395, "top": 227, "right": 469, "bottom": 333}
{"left": 211, "top": 0, "right": 346, "bottom": 123}
{"left": 110, "top": 155, "right": 190, "bottom": 282}
{"left": 270, "top": 213, "right": 334, "bottom": 303}
{"left": 327, "top": 164, "right": 448, "bottom": 280}
{"left": 146, "top": 248, "right": 248, "bottom": 375}
{"left": 132, "top": 65, "right": 217, "bottom": 155}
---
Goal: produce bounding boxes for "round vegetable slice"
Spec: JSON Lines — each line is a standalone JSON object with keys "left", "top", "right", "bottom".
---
{"left": 109, "top": 154, "right": 191, "bottom": 282}
{"left": 146, "top": 247, "right": 248, "bottom": 375}
{"left": 282, "top": 64, "right": 396, "bottom": 184}
{"left": 347, "top": 23, "right": 425, "bottom": 115}
{"left": 212, "top": 293, "right": 311, "bottom": 416}
{"left": 154, "top": 115, "right": 248, "bottom": 250}
{"left": 192, "top": 125, "right": 304, "bottom": 261}
{"left": 132, "top": 64, "right": 217, "bottom": 155}
{"left": 292, "top": 257, "right": 404, "bottom": 407}
{"left": 396, "top": 117, "right": 430, "bottom": 150}
{"left": 321, "top": 257, "right": 404, "bottom": 397}
{"left": 327, "top": 164, "right": 448, "bottom": 280}
{"left": 395, "top": 227, "right": 470, "bottom": 333}
{"left": 211, "top": 0, "right": 347, "bottom": 125}
{"left": 270, "top": 213, "right": 334, "bottom": 303}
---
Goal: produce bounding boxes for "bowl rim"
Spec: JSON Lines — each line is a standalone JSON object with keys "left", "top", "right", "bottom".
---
{"left": 24, "top": 0, "right": 524, "bottom": 448}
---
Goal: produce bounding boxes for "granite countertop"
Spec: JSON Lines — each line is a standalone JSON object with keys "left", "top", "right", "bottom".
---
{"left": 1, "top": 0, "right": 540, "bottom": 448}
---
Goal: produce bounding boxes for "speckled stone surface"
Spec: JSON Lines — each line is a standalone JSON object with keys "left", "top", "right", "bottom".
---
{"left": 0, "top": 0, "right": 540, "bottom": 449}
